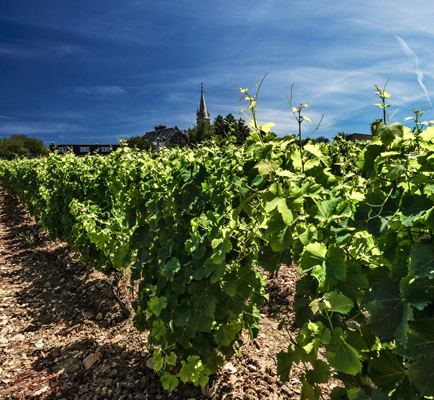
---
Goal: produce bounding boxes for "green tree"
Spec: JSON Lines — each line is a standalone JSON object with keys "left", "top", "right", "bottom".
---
{"left": 315, "top": 135, "right": 330, "bottom": 144}
{"left": 124, "top": 135, "right": 154, "bottom": 152}
{"left": 213, "top": 114, "right": 251, "bottom": 145}
{"left": 333, "top": 132, "right": 353, "bottom": 141}
{"left": 185, "top": 122, "right": 214, "bottom": 146}
{"left": 0, "top": 134, "right": 48, "bottom": 160}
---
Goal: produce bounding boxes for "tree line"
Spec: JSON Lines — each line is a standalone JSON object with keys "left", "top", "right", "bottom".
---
{"left": 0, "top": 117, "right": 358, "bottom": 159}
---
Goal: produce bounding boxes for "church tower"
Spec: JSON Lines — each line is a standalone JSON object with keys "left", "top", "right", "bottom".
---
{"left": 196, "top": 83, "right": 210, "bottom": 125}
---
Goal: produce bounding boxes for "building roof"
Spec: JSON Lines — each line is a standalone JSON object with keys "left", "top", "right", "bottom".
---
{"left": 196, "top": 83, "right": 210, "bottom": 124}
{"left": 351, "top": 133, "right": 372, "bottom": 141}
{"left": 143, "top": 125, "right": 184, "bottom": 143}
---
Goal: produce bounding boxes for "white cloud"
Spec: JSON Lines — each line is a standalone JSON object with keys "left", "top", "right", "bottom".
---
{"left": 0, "top": 41, "right": 86, "bottom": 58}
{"left": 72, "top": 86, "right": 128, "bottom": 95}
{"left": 395, "top": 35, "right": 432, "bottom": 106}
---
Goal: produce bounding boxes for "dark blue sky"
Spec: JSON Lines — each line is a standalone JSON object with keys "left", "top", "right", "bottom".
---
{"left": 1, "top": 0, "right": 433, "bottom": 146}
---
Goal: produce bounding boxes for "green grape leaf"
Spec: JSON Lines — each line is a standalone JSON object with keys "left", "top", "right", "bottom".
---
{"left": 326, "top": 327, "right": 362, "bottom": 375}
{"left": 371, "top": 120, "right": 404, "bottom": 147}
{"left": 161, "top": 372, "right": 178, "bottom": 391}
{"left": 130, "top": 225, "right": 152, "bottom": 248}
{"left": 395, "top": 320, "right": 434, "bottom": 360}
{"left": 172, "top": 302, "right": 191, "bottom": 327}
{"left": 305, "top": 143, "right": 331, "bottom": 167}
{"left": 255, "top": 159, "right": 279, "bottom": 176}
{"left": 220, "top": 293, "right": 245, "bottom": 316}
{"left": 357, "top": 144, "right": 385, "bottom": 178}
{"left": 400, "top": 275, "right": 434, "bottom": 304}
{"left": 392, "top": 375, "right": 421, "bottom": 400}
{"left": 407, "top": 355, "right": 434, "bottom": 397}
{"left": 400, "top": 193, "right": 433, "bottom": 226}
{"left": 268, "top": 225, "right": 293, "bottom": 252}
{"left": 188, "top": 282, "right": 218, "bottom": 317}
{"left": 370, "top": 388, "right": 389, "bottom": 400}
{"left": 153, "top": 350, "right": 164, "bottom": 372}
{"left": 315, "top": 198, "right": 339, "bottom": 221}
{"left": 310, "top": 246, "right": 347, "bottom": 288}
{"left": 386, "top": 160, "right": 405, "bottom": 181}
{"left": 300, "top": 242, "right": 327, "bottom": 274}
{"left": 161, "top": 257, "right": 181, "bottom": 280}
{"left": 258, "top": 246, "right": 292, "bottom": 274}
{"left": 324, "top": 291, "right": 353, "bottom": 314}
{"left": 301, "top": 380, "right": 322, "bottom": 400}
{"left": 179, "top": 355, "right": 202, "bottom": 384}
{"left": 347, "top": 388, "right": 366, "bottom": 400}
{"left": 215, "top": 321, "right": 242, "bottom": 347}
{"left": 337, "top": 261, "right": 369, "bottom": 301}
{"left": 299, "top": 321, "right": 331, "bottom": 355}
{"left": 370, "top": 350, "right": 406, "bottom": 394}
{"left": 330, "top": 387, "right": 349, "bottom": 400}
{"left": 151, "top": 320, "right": 166, "bottom": 339}
{"left": 363, "top": 275, "right": 413, "bottom": 346}
{"left": 165, "top": 352, "right": 177, "bottom": 366}
{"left": 210, "top": 237, "right": 232, "bottom": 264}
{"left": 409, "top": 242, "right": 434, "bottom": 279}
{"left": 305, "top": 359, "right": 330, "bottom": 385}
{"left": 276, "top": 343, "right": 305, "bottom": 382}
{"left": 148, "top": 296, "right": 168, "bottom": 317}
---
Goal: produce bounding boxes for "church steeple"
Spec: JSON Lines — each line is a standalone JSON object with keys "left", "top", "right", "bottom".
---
{"left": 196, "top": 82, "right": 210, "bottom": 125}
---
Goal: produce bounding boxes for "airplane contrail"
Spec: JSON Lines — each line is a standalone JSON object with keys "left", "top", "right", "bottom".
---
{"left": 396, "top": 34, "right": 432, "bottom": 106}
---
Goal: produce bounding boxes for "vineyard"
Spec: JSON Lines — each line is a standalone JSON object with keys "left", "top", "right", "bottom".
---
{"left": 1, "top": 84, "right": 434, "bottom": 399}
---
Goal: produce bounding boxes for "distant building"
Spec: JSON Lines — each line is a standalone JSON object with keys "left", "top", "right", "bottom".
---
{"left": 196, "top": 83, "right": 210, "bottom": 125}
{"left": 350, "top": 133, "right": 372, "bottom": 141}
{"left": 49, "top": 144, "right": 120, "bottom": 156}
{"left": 143, "top": 125, "right": 187, "bottom": 152}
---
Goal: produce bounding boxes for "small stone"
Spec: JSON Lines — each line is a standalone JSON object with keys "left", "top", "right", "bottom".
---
{"left": 11, "top": 334, "right": 25, "bottom": 342}
{"left": 124, "top": 382, "right": 135, "bottom": 390}
{"left": 82, "top": 312, "right": 94, "bottom": 319}
{"left": 101, "top": 365, "right": 111, "bottom": 373}
{"left": 96, "top": 312, "right": 103, "bottom": 320}
{"left": 33, "top": 386, "right": 49, "bottom": 396}
{"left": 137, "top": 378, "right": 147, "bottom": 390}
{"left": 145, "top": 358, "right": 154, "bottom": 369}
{"left": 44, "top": 282, "right": 51, "bottom": 288}
{"left": 247, "top": 364, "right": 257, "bottom": 371}
{"left": 82, "top": 351, "right": 102, "bottom": 369}
{"left": 223, "top": 363, "right": 237, "bottom": 374}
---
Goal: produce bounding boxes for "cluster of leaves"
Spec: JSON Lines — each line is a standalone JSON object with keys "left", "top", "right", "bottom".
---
{"left": 0, "top": 143, "right": 268, "bottom": 390}
{"left": 0, "top": 134, "right": 48, "bottom": 160}
{"left": 122, "top": 135, "right": 155, "bottom": 152}
{"left": 236, "top": 83, "right": 434, "bottom": 399}
{"left": 0, "top": 150, "right": 138, "bottom": 272}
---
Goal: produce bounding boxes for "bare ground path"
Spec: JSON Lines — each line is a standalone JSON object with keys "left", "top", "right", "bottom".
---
{"left": 0, "top": 188, "right": 337, "bottom": 399}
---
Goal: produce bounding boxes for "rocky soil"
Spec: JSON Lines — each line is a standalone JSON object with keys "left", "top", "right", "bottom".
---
{"left": 0, "top": 189, "right": 339, "bottom": 399}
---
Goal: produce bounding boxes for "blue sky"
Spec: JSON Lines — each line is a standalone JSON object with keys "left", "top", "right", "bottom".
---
{"left": 1, "top": 0, "right": 433, "bottom": 146}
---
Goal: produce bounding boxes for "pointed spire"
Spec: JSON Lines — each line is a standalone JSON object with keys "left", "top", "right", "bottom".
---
{"left": 197, "top": 82, "right": 210, "bottom": 125}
